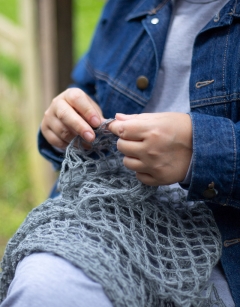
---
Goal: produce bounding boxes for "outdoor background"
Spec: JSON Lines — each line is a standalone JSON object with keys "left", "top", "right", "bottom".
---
{"left": 0, "top": 0, "right": 104, "bottom": 258}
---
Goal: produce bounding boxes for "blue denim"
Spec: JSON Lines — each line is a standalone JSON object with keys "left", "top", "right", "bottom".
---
{"left": 38, "top": 0, "right": 240, "bottom": 305}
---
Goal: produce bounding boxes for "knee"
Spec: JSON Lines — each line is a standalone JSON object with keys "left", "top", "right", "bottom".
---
{"left": 2, "top": 253, "right": 73, "bottom": 306}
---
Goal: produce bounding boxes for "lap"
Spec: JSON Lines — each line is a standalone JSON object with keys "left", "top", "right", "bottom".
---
{"left": 0, "top": 253, "right": 113, "bottom": 307}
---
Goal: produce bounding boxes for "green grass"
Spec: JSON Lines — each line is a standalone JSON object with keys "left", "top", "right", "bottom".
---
{"left": 0, "top": 0, "right": 104, "bottom": 259}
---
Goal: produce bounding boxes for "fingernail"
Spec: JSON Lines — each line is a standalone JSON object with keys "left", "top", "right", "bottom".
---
{"left": 90, "top": 116, "right": 100, "bottom": 127}
{"left": 83, "top": 131, "right": 94, "bottom": 142}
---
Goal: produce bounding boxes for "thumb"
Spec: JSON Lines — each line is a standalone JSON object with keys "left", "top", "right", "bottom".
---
{"left": 115, "top": 113, "right": 138, "bottom": 121}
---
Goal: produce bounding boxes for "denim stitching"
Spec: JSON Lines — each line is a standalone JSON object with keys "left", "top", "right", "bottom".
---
{"left": 94, "top": 69, "right": 147, "bottom": 101}
{"left": 215, "top": 201, "right": 239, "bottom": 208}
{"left": 94, "top": 70, "right": 147, "bottom": 106}
{"left": 191, "top": 98, "right": 240, "bottom": 108}
{"left": 222, "top": 26, "right": 231, "bottom": 94}
{"left": 191, "top": 99, "right": 240, "bottom": 108}
{"left": 85, "top": 58, "right": 96, "bottom": 78}
{"left": 188, "top": 113, "right": 197, "bottom": 199}
{"left": 226, "top": 119, "right": 237, "bottom": 204}
{"left": 120, "top": 35, "right": 151, "bottom": 78}
{"left": 224, "top": 100, "right": 228, "bottom": 117}
{"left": 85, "top": 60, "right": 148, "bottom": 105}
{"left": 202, "top": 199, "right": 240, "bottom": 207}
{"left": 189, "top": 115, "right": 240, "bottom": 208}
{"left": 112, "top": 81, "right": 147, "bottom": 105}
{"left": 190, "top": 92, "right": 240, "bottom": 104}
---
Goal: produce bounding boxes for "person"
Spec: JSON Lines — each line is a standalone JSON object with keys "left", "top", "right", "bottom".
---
{"left": 1, "top": 0, "right": 240, "bottom": 306}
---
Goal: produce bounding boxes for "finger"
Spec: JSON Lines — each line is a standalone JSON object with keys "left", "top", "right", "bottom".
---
{"left": 115, "top": 112, "right": 160, "bottom": 121}
{"left": 52, "top": 98, "right": 96, "bottom": 142}
{"left": 41, "top": 128, "right": 69, "bottom": 149}
{"left": 43, "top": 116, "right": 77, "bottom": 143}
{"left": 108, "top": 119, "right": 145, "bottom": 141}
{"left": 122, "top": 156, "right": 147, "bottom": 173}
{"left": 115, "top": 113, "right": 138, "bottom": 121}
{"left": 136, "top": 172, "right": 159, "bottom": 186}
{"left": 117, "top": 138, "right": 142, "bottom": 158}
{"left": 63, "top": 88, "right": 103, "bottom": 127}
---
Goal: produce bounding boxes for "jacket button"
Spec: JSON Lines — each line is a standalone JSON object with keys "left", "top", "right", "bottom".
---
{"left": 136, "top": 76, "right": 149, "bottom": 90}
{"left": 151, "top": 18, "right": 159, "bottom": 25}
{"left": 202, "top": 182, "right": 218, "bottom": 199}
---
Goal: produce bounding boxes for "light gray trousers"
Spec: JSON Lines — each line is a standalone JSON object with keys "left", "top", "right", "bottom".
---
{"left": 0, "top": 252, "right": 235, "bottom": 307}
{"left": 0, "top": 253, "right": 112, "bottom": 307}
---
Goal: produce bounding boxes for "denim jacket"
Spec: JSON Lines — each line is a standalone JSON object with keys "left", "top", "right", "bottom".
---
{"left": 38, "top": 0, "right": 240, "bottom": 304}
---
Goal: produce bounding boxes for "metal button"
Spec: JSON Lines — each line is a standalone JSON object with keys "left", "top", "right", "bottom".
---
{"left": 213, "top": 13, "right": 220, "bottom": 22}
{"left": 151, "top": 18, "right": 159, "bottom": 25}
{"left": 136, "top": 76, "right": 149, "bottom": 90}
{"left": 203, "top": 188, "right": 218, "bottom": 199}
{"left": 202, "top": 182, "right": 218, "bottom": 199}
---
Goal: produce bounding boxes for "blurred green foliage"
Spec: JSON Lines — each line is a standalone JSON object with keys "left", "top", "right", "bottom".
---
{"left": 0, "top": 0, "right": 104, "bottom": 258}
{"left": 0, "top": 0, "right": 21, "bottom": 85}
{"left": 0, "top": 54, "right": 21, "bottom": 85}
{"left": 0, "top": 0, "right": 19, "bottom": 23}
{"left": 0, "top": 114, "right": 32, "bottom": 209}
{"left": 73, "top": 0, "right": 104, "bottom": 60}
{"left": 0, "top": 114, "right": 32, "bottom": 256}
{"left": 0, "top": 0, "right": 23, "bottom": 256}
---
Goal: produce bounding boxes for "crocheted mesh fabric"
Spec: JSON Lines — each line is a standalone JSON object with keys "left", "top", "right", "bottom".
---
{"left": 0, "top": 120, "right": 222, "bottom": 307}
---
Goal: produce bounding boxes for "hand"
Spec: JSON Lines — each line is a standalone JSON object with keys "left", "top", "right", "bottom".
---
{"left": 41, "top": 88, "right": 105, "bottom": 149}
{"left": 108, "top": 113, "right": 193, "bottom": 186}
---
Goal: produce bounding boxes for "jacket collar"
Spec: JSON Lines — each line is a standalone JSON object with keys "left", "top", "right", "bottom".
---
{"left": 233, "top": 0, "right": 240, "bottom": 16}
{"left": 200, "top": 0, "right": 240, "bottom": 33}
{"left": 126, "top": 0, "right": 239, "bottom": 24}
{"left": 126, "top": 0, "right": 171, "bottom": 21}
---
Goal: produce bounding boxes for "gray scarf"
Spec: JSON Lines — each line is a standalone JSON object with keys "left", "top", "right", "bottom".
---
{"left": 0, "top": 120, "right": 222, "bottom": 306}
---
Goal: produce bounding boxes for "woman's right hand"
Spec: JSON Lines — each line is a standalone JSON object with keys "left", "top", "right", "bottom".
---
{"left": 40, "top": 88, "right": 105, "bottom": 149}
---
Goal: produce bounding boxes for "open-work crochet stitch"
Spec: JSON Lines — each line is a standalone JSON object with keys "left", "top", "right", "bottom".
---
{"left": 0, "top": 120, "right": 222, "bottom": 307}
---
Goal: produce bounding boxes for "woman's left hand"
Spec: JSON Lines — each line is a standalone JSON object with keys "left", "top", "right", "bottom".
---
{"left": 108, "top": 112, "right": 192, "bottom": 186}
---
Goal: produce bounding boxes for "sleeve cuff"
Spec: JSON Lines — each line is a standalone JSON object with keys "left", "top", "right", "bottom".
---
{"left": 37, "top": 129, "right": 65, "bottom": 171}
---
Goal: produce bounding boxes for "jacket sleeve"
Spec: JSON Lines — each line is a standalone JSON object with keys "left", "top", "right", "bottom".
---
{"left": 38, "top": 130, "right": 65, "bottom": 171}
{"left": 187, "top": 112, "right": 240, "bottom": 209}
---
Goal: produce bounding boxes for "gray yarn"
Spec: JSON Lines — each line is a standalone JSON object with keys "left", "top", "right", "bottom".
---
{"left": 0, "top": 119, "right": 222, "bottom": 307}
